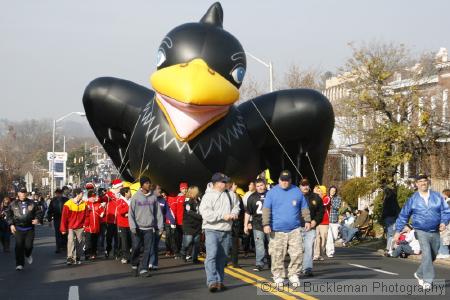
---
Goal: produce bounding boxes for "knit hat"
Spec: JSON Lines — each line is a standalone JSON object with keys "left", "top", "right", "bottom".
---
{"left": 111, "top": 179, "right": 123, "bottom": 189}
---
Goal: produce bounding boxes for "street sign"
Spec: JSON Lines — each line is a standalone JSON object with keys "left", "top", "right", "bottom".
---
{"left": 47, "top": 152, "right": 68, "bottom": 161}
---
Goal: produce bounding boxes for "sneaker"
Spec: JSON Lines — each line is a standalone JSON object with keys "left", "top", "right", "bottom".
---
{"left": 253, "top": 265, "right": 264, "bottom": 272}
{"left": 26, "top": 255, "right": 33, "bottom": 265}
{"left": 414, "top": 272, "right": 424, "bottom": 286}
{"left": 304, "top": 270, "right": 314, "bottom": 277}
{"left": 148, "top": 264, "right": 153, "bottom": 270}
{"left": 131, "top": 265, "right": 138, "bottom": 270}
{"left": 90, "top": 255, "right": 96, "bottom": 261}
{"left": 104, "top": 251, "right": 109, "bottom": 258}
{"left": 289, "top": 275, "right": 300, "bottom": 287}
{"left": 436, "top": 254, "right": 450, "bottom": 259}
{"left": 327, "top": 254, "right": 334, "bottom": 258}
{"left": 186, "top": 255, "right": 192, "bottom": 261}
{"left": 121, "top": 258, "right": 128, "bottom": 264}
{"left": 66, "top": 257, "right": 74, "bottom": 265}
{"left": 422, "top": 282, "right": 432, "bottom": 290}
{"left": 152, "top": 266, "right": 158, "bottom": 271}
{"left": 273, "top": 277, "right": 285, "bottom": 285}
{"left": 208, "top": 282, "right": 219, "bottom": 293}
{"left": 139, "top": 270, "right": 152, "bottom": 277}
{"left": 318, "top": 256, "right": 324, "bottom": 261}
{"left": 313, "top": 256, "right": 319, "bottom": 261}
{"left": 76, "top": 259, "right": 81, "bottom": 265}
{"left": 16, "top": 265, "right": 24, "bottom": 271}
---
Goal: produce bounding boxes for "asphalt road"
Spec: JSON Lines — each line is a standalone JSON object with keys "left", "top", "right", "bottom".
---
{"left": 0, "top": 226, "right": 449, "bottom": 300}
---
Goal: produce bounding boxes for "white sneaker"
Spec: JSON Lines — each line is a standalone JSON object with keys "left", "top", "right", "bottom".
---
{"left": 131, "top": 265, "right": 138, "bottom": 270}
{"left": 148, "top": 264, "right": 153, "bottom": 269}
{"left": 273, "top": 277, "right": 285, "bottom": 285}
{"left": 436, "top": 254, "right": 450, "bottom": 259}
{"left": 414, "top": 272, "right": 424, "bottom": 286}
{"left": 26, "top": 255, "right": 33, "bottom": 265}
{"left": 16, "top": 265, "right": 24, "bottom": 271}
{"left": 422, "top": 282, "right": 431, "bottom": 290}
{"left": 289, "top": 275, "right": 300, "bottom": 287}
{"left": 121, "top": 258, "right": 127, "bottom": 264}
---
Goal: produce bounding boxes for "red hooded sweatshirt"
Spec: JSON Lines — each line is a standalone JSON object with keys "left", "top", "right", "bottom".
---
{"left": 116, "top": 196, "right": 130, "bottom": 228}
{"left": 321, "top": 195, "right": 331, "bottom": 225}
{"left": 84, "top": 197, "right": 105, "bottom": 234}
{"left": 105, "top": 191, "right": 119, "bottom": 224}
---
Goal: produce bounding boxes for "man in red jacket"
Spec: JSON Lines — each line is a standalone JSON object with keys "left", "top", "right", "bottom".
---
{"left": 105, "top": 179, "right": 122, "bottom": 259}
{"left": 60, "top": 188, "right": 86, "bottom": 265}
{"left": 117, "top": 187, "right": 132, "bottom": 264}
{"left": 174, "top": 182, "right": 188, "bottom": 259}
{"left": 84, "top": 191, "right": 105, "bottom": 260}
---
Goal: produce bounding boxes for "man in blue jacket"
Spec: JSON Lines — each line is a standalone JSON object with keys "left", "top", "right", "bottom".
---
{"left": 262, "top": 170, "right": 311, "bottom": 287}
{"left": 393, "top": 174, "right": 450, "bottom": 289}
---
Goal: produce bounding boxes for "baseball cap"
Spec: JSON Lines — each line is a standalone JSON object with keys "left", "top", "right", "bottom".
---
{"left": 415, "top": 173, "right": 428, "bottom": 181}
{"left": 211, "top": 172, "right": 230, "bottom": 183}
{"left": 279, "top": 170, "right": 292, "bottom": 181}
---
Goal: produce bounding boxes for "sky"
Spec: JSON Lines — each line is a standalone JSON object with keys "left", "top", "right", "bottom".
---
{"left": 1, "top": 0, "right": 450, "bottom": 121}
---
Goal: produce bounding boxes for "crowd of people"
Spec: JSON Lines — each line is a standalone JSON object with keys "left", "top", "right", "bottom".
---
{"left": 1, "top": 171, "right": 449, "bottom": 292}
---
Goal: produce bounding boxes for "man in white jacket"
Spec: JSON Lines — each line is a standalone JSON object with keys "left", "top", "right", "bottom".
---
{"left": 199, "top": 172, "right": 240, "bottom": 293}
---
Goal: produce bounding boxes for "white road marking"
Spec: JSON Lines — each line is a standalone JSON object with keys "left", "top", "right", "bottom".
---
{"left": 68, "top": 286, "right": 79, "bottom": 300}
{"left": 349, "top": 263, "right": 399, "bottom": 275}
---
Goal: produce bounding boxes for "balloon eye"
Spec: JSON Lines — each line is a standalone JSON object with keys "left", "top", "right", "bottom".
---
{"left": 157, "top": 50, "right": 166, "bottom": 67}
{"left": 231, "top": 67, "right": 245, "bottom": 84}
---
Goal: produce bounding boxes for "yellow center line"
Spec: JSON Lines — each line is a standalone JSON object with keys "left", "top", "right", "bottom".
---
{"left": 227, "top": 265, "right": 319, "bottom": 300}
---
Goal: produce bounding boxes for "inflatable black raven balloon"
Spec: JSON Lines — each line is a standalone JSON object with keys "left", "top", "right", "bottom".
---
{"left": 83, "top": 2, "right": 334, "bottom": 192}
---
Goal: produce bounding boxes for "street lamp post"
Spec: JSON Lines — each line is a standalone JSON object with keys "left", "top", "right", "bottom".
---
{"left": 246, "top": 52, "right": 274, "bottom": 92}
{"left": 51, "top": 111, "right": 85, "bottom": 198}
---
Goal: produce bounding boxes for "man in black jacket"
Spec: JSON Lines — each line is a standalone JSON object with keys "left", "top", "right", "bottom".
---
{"left": 7, "top": 187, "right": 43, "bottom": 270}
{"left": 47, "top": 188, "right": 68, "bottom": 253}
{"left": 299, "top": 179, "right": 324, "bottom": 277}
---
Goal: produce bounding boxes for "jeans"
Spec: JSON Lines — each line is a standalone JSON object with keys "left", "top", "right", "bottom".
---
{"left": 131, "top": 229, "right": 155, "bottom": 272}
{"left": 302, "top": 228, "right": 316, "bottom": 272}
{"left": 14, "top": 229, "right": 35, "bottom": 266}
{"left": 342, "top": 226, "right": 358, "bottom": 243}
{"left": 150, "top": 231, "right": 162, "bottom": 267}
{"left": 415, "top": 230, "right": 440, "bottom": 284}
{"left": 98, "top": 223, "right": 107, "bottom": 250}
{"left": 384, "top": 217, "right": 396, "bottom": 252}
{"left": 164, "top": 224, "right": 177, "bottom": 254}
{"left": 392, "top": 243, "right": 414, "bottom": 258}
{"left": 326, "top": 223, "right": 340, "bottom": 256}
{"left": 253, "top": 229, "right": 268, "bottom": 267}
{"left": 181, "top": 233, "right": 201, "bottom": 261}
{"left": 438, "top": 237, "right": 449, "bottom": 255}
{"left": 0, "top": 227, "right": 11, "bottom": 252}
{"left": 204, "top": 229, "right": 231, "bottom": 286}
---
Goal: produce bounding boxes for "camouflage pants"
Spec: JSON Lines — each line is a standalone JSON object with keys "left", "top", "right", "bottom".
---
{"left": 268, "top": 227, "right": 302, "bottom": 278}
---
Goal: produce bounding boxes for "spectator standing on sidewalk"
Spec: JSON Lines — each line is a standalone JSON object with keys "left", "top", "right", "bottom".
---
{"left": 326, "top": 186, "right": 341, "bottom": 258}
{"left": 313, "top": 185, "right": 329, "bottom": 261}
{"left": 393, "top": 174, "right": 450, "bottom": 290}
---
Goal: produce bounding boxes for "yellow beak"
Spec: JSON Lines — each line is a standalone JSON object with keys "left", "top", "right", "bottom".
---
{"left": 150, "top": 58, "right": 239, "bottom": 105}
